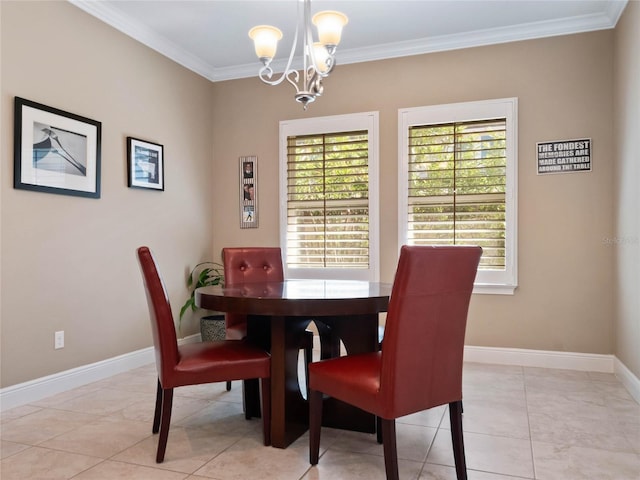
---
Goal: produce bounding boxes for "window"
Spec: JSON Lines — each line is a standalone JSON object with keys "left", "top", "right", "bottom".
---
{"left": 399, "top": 98, "right": 518, "bottom": 294}
{"left": 280, "top": 112, "right": 379, "bottom": 281}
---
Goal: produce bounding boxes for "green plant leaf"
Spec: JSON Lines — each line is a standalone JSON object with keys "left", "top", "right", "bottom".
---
{"left": 197, "top": 268, "right": 211, "bottom": 287}
{"left": 178, "top": 260, "right": 225, "bottom": 330}
{"left": 179, "top": 298, "right": 194, "bottom": 321}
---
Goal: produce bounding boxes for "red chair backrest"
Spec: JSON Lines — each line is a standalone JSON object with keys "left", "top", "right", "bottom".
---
{"left": 137, "top": 246, "right": 179, "bottom": 385}
{"left": 222, "top": 247, "right": 284, "bottom": 284}
{"left": 222, "top": 247, "right": 285, "bottom": 331}
{"left": 379, "top": 245, "right": 482, "bottom": 418}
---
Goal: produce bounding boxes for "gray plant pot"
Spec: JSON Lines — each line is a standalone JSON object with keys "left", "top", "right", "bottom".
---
{"left": 200, "top": 314, "right": 226, "bottom": 342}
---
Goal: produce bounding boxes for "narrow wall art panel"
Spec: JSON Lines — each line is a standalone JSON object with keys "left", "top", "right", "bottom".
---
{"left": 240, "top": 156, "right": 258, "bottom": 228}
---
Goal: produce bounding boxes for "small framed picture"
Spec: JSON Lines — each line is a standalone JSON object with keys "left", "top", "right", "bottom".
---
{"left": 239, "top": 156, "right": 258, "bottom": 228}
{"left": 14, "top": 97, "right": 101, "bottom": 198}
{"left": 127, "top": 137, "right": 164, "bottom": 190}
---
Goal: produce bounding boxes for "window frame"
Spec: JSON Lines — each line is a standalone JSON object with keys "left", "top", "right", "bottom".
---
{"left": 280, "top": 111, "right": 380, "bottom": 281}
{"left": 398, "top": 98, "right": 518, "bottom": 294}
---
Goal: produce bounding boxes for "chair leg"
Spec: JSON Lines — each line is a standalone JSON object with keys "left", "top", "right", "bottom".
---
{"left": 152, "top": 378, "right": 162, "bottom": 434}
{"left": 381, "top": 418, "right": 399, "bottom": 480}
{"left": 259, "top": 377, "right": 271, "bottom": 446}
{"left": 376, "top": 416, "right": 383, "bottom": 444}
{"left": 309, "top": 389, "right": 323, "bottom": 465}
{"left": 226, "top": 381, "right": 232, "bottom": 391}
{"left": 156, "top": 388, "right": 174, "bottom": 463}
{"left": 449, "top": 400, "right": 468, "bottom": 480}
{"left": 243, "top": 379, "right": 257, "bottom": 420}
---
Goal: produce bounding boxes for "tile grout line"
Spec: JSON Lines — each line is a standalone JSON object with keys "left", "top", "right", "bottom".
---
{"left": 522, "top": 365, "right": 539, "bottom": 480}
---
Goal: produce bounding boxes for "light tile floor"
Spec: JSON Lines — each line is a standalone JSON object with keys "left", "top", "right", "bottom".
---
{"left": 1, "top": 361, "right": 638, "bottom": 479}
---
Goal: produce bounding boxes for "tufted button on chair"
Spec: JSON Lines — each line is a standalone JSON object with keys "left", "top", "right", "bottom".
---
{"left": 137, "top": 247, "right": 271, "bottom": 463}
{"left": 222, "top": 247, "right": 314, "bottom": 393}
{"left": 308, "top": 245, "right": 482, "bottom": 480}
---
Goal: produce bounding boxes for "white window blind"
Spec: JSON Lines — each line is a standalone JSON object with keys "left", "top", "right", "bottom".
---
{"left": 399, "top": 98, "right": 518, "bottom": 293}
{"left": 286, "top": 130, "right": 370, "bottom": 269}
{"left": 408, "top": 119, "right": 507, "bottom": 269}
{"left": 280, "top": 112, "right": 379, "bottom": 281}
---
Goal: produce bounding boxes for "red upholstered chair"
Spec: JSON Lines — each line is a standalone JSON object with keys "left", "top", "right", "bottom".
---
{"left": 137, "top": 246, "right": 271, "bottom": 463}
{"left": 222, "top": 247, "right": 314, "bottom": 392}
{"left": 309, "top": 245, "right": 482, "bottom": 480}
{"left": 222, "top": 247, "right": 286, "bottom": 340}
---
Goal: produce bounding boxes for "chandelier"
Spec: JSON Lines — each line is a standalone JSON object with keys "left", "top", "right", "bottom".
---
{"left": 248, "top": 0, "right": 348, "bottom": 109}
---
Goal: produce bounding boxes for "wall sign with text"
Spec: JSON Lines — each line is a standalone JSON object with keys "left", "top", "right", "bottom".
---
{"left": 536, "top": 138, "right": 591, "bottom": 175}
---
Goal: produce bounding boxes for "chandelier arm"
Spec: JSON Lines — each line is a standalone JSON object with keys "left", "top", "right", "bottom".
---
{"left": 256, "top": 65, "right": 282, "bottom": 86}
{"left": 282, "top": 4, "right": 302, "bottom": 91}
{"left": 258, "top": 65, "right": 301, "bottom": 87}
{"left": 257, "top": 0, "right": 302, "bottom": 89}
{"left": 303, "top": 0, "right": 312, "bottom": 79}
{"left": 307, "top": 67, "right": 323, "bottom": 96}
{"left": 321, "top": 56, "right": 336, "bottom": 76}
{"left": 285, "top": 69, "right": 301, "bottom": 92}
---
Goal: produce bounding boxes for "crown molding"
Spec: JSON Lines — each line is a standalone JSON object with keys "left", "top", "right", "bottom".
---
{"left": 338, "top": 9, "right": 624, "bottom": 65}
{"left": 69, "top": 0, "right": 218, "bottom": 81}
{"left": 70, "top": 0, "right": 628, "bottom": 83}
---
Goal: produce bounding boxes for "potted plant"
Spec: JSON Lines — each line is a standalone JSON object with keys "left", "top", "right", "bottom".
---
{"left": 179, "top": 261, "right": 226, "bottom": 341}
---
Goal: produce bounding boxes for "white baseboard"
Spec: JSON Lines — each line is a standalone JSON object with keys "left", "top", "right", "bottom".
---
{"left": 614, "top": 357, "right": 640, "bottom": 404}
{"left": 0, "top": 348, "right": 154, "bottom": 412}
{"left": 1, "top": 342, "right": 638, "bottom": 412}
{"left": 465, "top": 345, "right": 640, "bottom": 403}
{"left": 464, "top": 345, "right": 615, "bottom": 372}
{"left": 0, "top": 334, "right": 199, "bottom": 412}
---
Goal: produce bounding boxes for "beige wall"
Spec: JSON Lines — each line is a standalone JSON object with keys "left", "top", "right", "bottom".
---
{"left": 212, "top": 31, "right": 616, "bottom": 356}
{"left": 614, "top": 1, "right": 640, "bottom": 378}
{"left": 1, "top": 1, "right": 635, "bottom": 389}
{"left": 1, "top": 1, "right": 215, "bottom": 387}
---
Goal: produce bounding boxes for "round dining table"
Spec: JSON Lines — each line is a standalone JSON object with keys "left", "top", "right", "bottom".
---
{"left": 196, "top": 279, "right": 392, "bottom": 448}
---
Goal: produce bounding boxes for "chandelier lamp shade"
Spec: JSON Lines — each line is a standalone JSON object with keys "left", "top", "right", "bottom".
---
{"left": 248, "top": 0, "right": 348, "bottom": 109}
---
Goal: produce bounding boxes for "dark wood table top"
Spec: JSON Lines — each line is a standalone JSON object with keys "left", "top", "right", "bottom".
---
{"left": 196, "top": 279, "right": 392, "bottom": 317}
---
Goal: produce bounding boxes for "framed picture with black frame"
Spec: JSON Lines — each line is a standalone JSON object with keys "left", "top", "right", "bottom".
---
{"left": 13, "top": 97, "right": 101, "bottom": 199}
{"left": 127, "top": 137, "right": 164, "bottom": 191}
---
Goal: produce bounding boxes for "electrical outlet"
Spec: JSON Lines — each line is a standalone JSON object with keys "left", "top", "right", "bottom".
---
{"left": 54, "top": 331, "right": 64, "bottom": 349}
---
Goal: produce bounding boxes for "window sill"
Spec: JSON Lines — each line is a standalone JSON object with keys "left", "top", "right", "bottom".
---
{"left": 473, "top": 283, "right": 517, "bottom": 295}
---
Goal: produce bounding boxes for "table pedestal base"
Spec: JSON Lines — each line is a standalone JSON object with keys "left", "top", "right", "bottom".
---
{"left": 245, "top": 314, "right": 379, "bottom": 448}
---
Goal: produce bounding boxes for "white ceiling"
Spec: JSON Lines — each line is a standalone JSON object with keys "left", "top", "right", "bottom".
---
{"left": 70, "top": 0, "right": 627, "bottom": 82}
